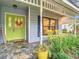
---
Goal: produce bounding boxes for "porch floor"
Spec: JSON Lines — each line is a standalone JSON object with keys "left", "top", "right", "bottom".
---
{"left": 0, "top": 41, "right": 41, "bottom": 59}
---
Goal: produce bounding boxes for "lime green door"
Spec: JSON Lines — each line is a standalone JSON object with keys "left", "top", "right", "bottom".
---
{"left": 6, "top": 13, "right": 26, "bottom": 41}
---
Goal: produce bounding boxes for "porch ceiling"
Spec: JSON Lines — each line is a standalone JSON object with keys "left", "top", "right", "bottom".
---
{"left": 53, "top": 0, "right": 79, "bottom": 14}
{"left": 68, "top": 0, "right": 79, "bottom": 8}
{"left": 0, "top": 0, "right": 28, "bottom": 9}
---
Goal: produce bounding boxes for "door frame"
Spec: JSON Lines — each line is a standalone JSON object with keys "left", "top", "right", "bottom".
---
{"left": 5, "top": 12, "right": 26, "bottom": 42}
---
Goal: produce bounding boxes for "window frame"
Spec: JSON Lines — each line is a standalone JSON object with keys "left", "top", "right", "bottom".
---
{"left": 42, "top": 17, "right": 57, "bottom": 35}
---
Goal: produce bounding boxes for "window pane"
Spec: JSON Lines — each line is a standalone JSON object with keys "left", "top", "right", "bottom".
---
{"left": 43, "top": 18, "right": 49, "bottom": 26}
{"left": 50, "top": 26, "right": 55, "bottom": 30}
{"left": 43, "top": 26, "right": 49, "bottom": 35}
{"left": 50, "top": 20, "right": 56, "bottom": 26}
{"left": 50, "top": 26, "right": 56, "bottom": 34}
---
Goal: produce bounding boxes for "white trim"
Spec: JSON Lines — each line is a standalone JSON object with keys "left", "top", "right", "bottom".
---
{"left": 43, "top": 7, "right": 65, "bottom": 16}
{"left": 16, "top": 0, "right": 76, "bottom": 17}
{"left": 5, "top": 12, "right": 26, "bottom": 17}
{"left": 5, "top": 12, "right": 26, "bottom": 41}
{"left": 37, "top": 0, "right": 38, "bottom": 5}
{"left": 25, "top": 14, "right": 27, "bottom": 41}
{"left": 62, "top": 0, "right": 79, "bottom": 11}
{"left": 16, "top": 0, "right": 40, "bottom": 7}
{"left": 16, "top": 0, "right": 67, "bottom": 16}
{"left": 74, "top": 18, "right": 77, "bottom": 37}
{"left": 4, "top": 13, "right": 7, "bottom": 44}
{"left": 40, "top": 0, "right": 43, "bottom": 45}
{"left": 5, "top": 13, "right": 6, "bottom": 36}
{"left": 28, "top": 6, "right": 31, "bottom": 43}
{"left": 33, "top": 0, "right": 35, "bottom": 4}
{"left": 42, "top": 35, "right": 48, "bottom": 37}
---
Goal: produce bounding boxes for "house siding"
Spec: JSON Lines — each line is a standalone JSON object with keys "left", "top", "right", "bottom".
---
{"left": 29, "top": 7, "right": 40, "bottom": 43}
{"left": 0, "top": 6, "right": 4, "bottom": 44}
{"left": 1, "top": 6, "right": 27, "bottom": 26}
{"left": 0, "top": 5, "right": 62, "bottom": 43}
{"left": 0, "top": 6, "right": 1, "bottom": 26}
{"left": 29, "top": 6, "right": 61, "bottom": 43}
{"left": 0, "top": 5, "right": 28, "bottom": 42}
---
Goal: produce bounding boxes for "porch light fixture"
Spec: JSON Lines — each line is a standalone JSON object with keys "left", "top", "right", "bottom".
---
{"left": 62, "top": 0, "right": 79, "bottom": 11}
{"left": 13, "top": 4, "right": 18, "bottom": 9}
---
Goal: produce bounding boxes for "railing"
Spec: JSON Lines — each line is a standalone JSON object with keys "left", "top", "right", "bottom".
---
{"left": 42, "top": 0, "right": 65, "bottom": 15}
{"left": 16, "top": 0, "right": 76, "bottom": 16}
{"left": 27, "top": 0, "right": 40, "bottom": 5}
{"left": 16, "top": 0, "right": 40, "bottom": 6}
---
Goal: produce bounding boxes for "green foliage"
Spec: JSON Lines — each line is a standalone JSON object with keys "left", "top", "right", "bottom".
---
{"left": 48, "top": 34, "right": 79, "bottom": 59}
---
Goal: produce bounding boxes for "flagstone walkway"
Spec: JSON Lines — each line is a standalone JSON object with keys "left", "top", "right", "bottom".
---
{"left": 0, "top": 42, "right": 39, "bottom": 59}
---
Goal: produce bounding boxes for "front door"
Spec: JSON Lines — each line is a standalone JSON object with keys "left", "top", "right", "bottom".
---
{"left": 5, "top": 13, "right": 26, "bottom": 41}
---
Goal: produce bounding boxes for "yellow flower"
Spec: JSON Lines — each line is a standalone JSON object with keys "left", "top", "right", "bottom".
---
{"left": 47, "top": 30, "right": 53, "bottom": 32}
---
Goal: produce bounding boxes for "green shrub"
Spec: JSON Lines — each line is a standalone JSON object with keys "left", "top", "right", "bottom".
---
{"left": 48, "top": 34, "right": 79, "bottom": 59}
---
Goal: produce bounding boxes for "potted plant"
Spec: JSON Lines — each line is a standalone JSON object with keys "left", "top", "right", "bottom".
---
{"left": 35, "top": 44, "right": 48, "bottom": 59}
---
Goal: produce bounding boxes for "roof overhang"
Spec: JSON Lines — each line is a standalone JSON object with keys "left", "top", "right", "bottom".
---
{"left": 62, "top": 0, "right": 79, "bottom": 11}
